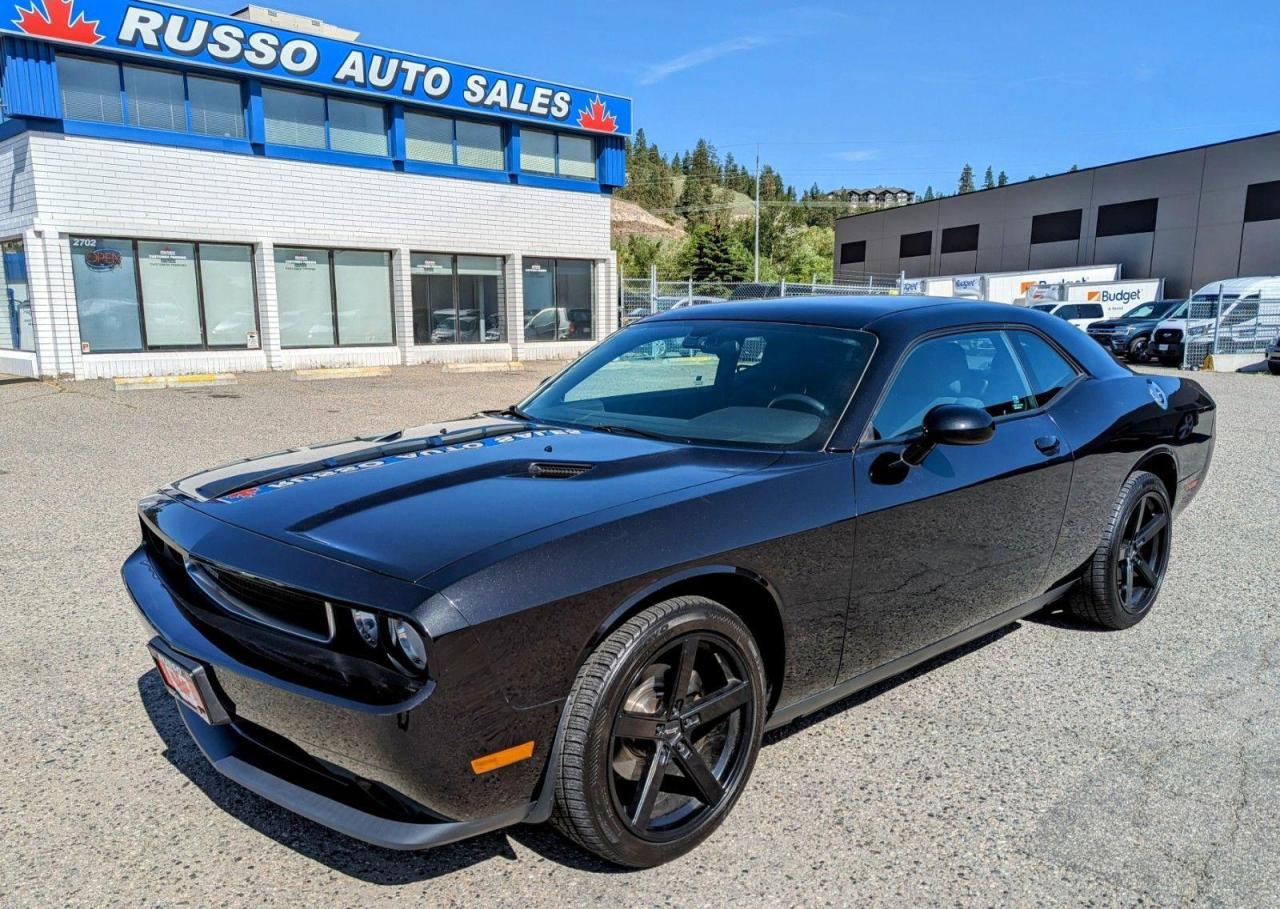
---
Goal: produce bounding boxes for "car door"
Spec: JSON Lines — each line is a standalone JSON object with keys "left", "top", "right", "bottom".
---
{"left": 838, "top": 328, "right": 1077, "bottom": 681}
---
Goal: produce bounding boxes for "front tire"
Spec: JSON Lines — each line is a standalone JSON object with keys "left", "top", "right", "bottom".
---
{"left": 1126, "top": 336, "right": 1150, "bottom": 363}
{"left": 551, "top": 597, "right": 766, "bottom": 867}
{"left": 1067, "top": 470, "right": 1172, "bottom": 629}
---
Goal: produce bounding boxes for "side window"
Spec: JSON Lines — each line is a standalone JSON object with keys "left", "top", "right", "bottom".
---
{"left": 1054, "top": 305, "right": 1077, "bottom": 320}
{"left": 1078, "top": 303, "right": 1104, "bottom": 319}
{"left": 1009, "top": 331, "right": 1078, "bottom": 407}
{"left": 872, "top": 331, "right": 1034, "bottom": 440}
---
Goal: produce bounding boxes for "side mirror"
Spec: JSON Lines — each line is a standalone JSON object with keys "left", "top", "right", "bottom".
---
{"left": 902, "top": 404, "right": 995, "bottom": 466}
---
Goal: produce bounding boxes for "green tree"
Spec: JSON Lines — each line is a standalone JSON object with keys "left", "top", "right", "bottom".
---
{"left": 922, "top": 185, "right": 935, "bottom": 201}
{"left": 685, "top": 223, "right": 744, "bottom": 282}
{"left": 982, "top": 166, "right": 995, "bottom": 190}
{"left": 958, "top": 163, "right": 976, "bottom": 194}
{"left": 997, "top": 170, "right": 1009, "bottom": 187}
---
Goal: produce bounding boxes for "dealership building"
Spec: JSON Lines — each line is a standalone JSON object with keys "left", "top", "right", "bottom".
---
{"left": 834, "top": 131, "right": 1280, "bottom": 299}
{"left": 0, "top": 2, "right": 630, "bottom": 379}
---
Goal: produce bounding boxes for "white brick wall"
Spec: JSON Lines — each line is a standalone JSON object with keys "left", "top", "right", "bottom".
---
{"left": 1, "top": 131, "right": 616, "bottom": 378}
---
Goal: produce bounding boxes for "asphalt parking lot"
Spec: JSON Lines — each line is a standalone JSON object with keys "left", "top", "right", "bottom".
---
{"left": 1, "top": 363, "right": 1277, "bottom": 907}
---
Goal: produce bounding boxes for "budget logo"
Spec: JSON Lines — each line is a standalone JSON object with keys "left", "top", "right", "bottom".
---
{"left": 13, "top": 0, "right": 102, "bottom": 45}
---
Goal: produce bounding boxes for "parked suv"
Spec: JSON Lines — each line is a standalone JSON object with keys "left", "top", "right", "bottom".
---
{"left": 1085, "top": 299, "right": 1184, "bottom": 362}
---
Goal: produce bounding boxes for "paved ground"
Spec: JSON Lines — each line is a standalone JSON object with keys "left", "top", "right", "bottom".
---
{"left": 1, "top": 364, "right": 1276, "bottom": 908}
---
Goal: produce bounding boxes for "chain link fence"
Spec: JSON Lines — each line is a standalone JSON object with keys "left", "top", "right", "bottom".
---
{"left": 620, "top": 272, "right": 903, "bottom": 326}
{"left": 1166, "top": 295, "right": 1280, "bottom": 369}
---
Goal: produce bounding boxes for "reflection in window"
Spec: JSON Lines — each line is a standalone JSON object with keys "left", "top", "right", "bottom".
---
{"left": 199, "top": 245, "right": 257, "bottom": 345}
{"left": 1, "top": 240, "right": 33, "bottom": 352}
{"left": 71, "top": 238, "right": 142, "bottom": 352}
{"left": 137, "top": 241, "right": 202, "bottom": 346}
{"left": 413, "top": 253, "right": 504, "bottom": 344}
{"left": 523, "top": 258, "right": 593, "bottom": 342}
{"left": 1010, "top": 331, "right": 1078, "bottom": 407}
{"left": 274, "top": 248, "right": 334, "bottom": 347}
{"left": 334, "top": 250, "right": 394, "bottom": 344}
{"left": 275, "top": 248, "right": 394, "bottom": 348}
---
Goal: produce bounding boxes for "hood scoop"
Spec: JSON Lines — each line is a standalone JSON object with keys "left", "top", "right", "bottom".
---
{"left": 527, "top": 461, "right": 594, "bottom": 479}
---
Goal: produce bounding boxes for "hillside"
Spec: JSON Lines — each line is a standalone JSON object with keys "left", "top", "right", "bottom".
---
{"left": 611, "top": 197, "right": 686, "bottom": 241}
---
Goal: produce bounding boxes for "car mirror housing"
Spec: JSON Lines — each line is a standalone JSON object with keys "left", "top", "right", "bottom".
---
{"left": 903, "top": 404, "right": 995, "bottom": 466}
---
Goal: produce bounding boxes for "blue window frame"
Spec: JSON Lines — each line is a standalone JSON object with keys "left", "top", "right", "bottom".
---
{"left": 57, "top": 54, "right": 246, "bottom": 140}
{"left": 262, "top": 84, "right": 389, "bottom": 158}
{"left": 520, "top": 128, "right": 596, "bottom": 180}
{"left": 404, "top": 109, "right": 504, "bottom": 170}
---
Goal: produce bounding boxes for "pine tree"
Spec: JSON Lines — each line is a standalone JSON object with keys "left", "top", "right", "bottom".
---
{"left": 982, "top": 166, "right": 995, "bottom": 190}
{"left": 1069, "top": 164, "right": 1079, "bottom": 172}
{"left": 958, "top": 163, "right": 976, "bottom": 194}
{"left": 997, "top": 170, "right": 1009, "bottom": 187}
{"left": 689, "top": 223, "right": 740, "bottom": 282}
{"left": 922, "top": 185, "right": 935, "bottom": 201}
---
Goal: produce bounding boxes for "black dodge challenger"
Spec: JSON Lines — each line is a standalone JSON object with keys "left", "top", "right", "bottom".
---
{"left": 126, "top": 297, "right": 1215, "bottom": 867}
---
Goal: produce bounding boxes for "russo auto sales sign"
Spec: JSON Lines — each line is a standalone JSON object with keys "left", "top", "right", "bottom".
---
{"left": 4, "top": 0, "right": 631, "bottom": 134}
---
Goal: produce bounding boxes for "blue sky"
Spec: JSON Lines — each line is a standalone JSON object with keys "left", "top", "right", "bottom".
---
{"left": 203, "top": 0, "right": 1279, "bottom": 194}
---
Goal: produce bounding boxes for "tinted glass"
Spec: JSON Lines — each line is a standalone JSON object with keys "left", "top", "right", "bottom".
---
{"left": 137, "top": 241, "right": 201, "bottom": 346}
{"left": 1030, "top": 208, "right": 1082, "bottom": 244}
{"left": 523, "top": 320, "right": 875, "bottom": 450}
{"left": 124, "top": 65, "right": 184, "bottom": 131}
{"left": 1244, "top": 180, "right": 1280, "bottom": 224}
{"left": 328, "top": 98, "right": 387, "bottom": 156}
{"left": 0, "top": 240, "right": 32, "bottom": 352}
{"left": 1010, "top": 331, "right": 1077, "bottom": 406}
{"left": 456, "top": 120, "right": 504, "bottom": 170}
{"left": 262, "top": 87, "right": 326, "bottom": 148}
{"left": 1096, "top": 198, "right": 1158, "bottom": 237}
{"left": 199, "top": 244, "right": 256, "bottom": 345}
{"left": 940, "top": 223, "right": 979, "bottom": 254}
{"left": 333, "top": 250, "right": 393, "bottom": 344}
{"left": 458, "top": 255, "right": 504, "bottom": 342}
{"left": 71, "top": 237, "right": 141, "bottom": 352}
{"left": 59, "top": 56, "right": 122, "bottom": 123}
{"left": 188, "top": 76, "right": 245, "bottom": 138}
{"left": 411, "top": 252, "right": 455, "bottom": 344}
{"left": 405, "top": 112, "right": 454, "bottom": 163}
{"left": 275, "top": 247, "right": 333, "bottom": 346}
{"left": 899, "top": 230, "right": 931, "bottom": 258}
{"left": 1123, "top": 300, "right": 1176, "bottom": 319}
{"left": 1077, "top": 303, "right": 1104, "bottom": 319}
{"left": 556, "top": 259, "right": 593, "bottom": 339}
{"left": 520, "top": 129, "right": 557, "bottom": 174}
{"left": 873, "top": 331, "right": 1034, "bottom": 440}
{"left": 522, "top": 258, "right": 556, "bottom": 338}
{"left": 839, "top": 241, "right": 866, "bottom": 265}
{"left": 558, "top": 134, "right": 595, "bottom": 179}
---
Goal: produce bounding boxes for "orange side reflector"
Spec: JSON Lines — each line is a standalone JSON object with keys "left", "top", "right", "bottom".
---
{"left": 470, "top": 741, "right": 535, "bottom": 775}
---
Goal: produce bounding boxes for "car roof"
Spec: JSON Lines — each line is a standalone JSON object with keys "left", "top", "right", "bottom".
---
{"left": 642, "top": 295, "right": 1021, "bottom": 331}
{"left": 1193, "top": 276, "right": 1280, "bottom": 295}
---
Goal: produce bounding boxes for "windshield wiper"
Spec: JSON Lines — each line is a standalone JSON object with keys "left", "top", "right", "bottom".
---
{"left": 587, "top": 423, "right": 687, "bottom": 444}
{"left": 480, "top": 404, "right": 533, "bottom": 421}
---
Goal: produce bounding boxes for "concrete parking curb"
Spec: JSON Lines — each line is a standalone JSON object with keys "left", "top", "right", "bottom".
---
{"left": 114, "top": 374, "right": 237, "bottom": 391}
{"left": 293, "top": 367, "right": 391, "bottom": 381}
{"left": 442, "top": 361, "right": 526, "bottom": 373}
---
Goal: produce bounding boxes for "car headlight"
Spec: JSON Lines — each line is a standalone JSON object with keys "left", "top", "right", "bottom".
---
{"left": 392, "top": 619, "right": 428, "bottom": 670}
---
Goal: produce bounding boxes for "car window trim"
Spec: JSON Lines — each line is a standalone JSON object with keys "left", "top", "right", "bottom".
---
{"left": 856, "top": 322, "right": 1087, "bottom": 449}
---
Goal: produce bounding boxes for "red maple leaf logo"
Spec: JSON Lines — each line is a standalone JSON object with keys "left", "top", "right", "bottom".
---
{"left": 13, "top": 0, "right": 103, "bottom": 45}
{"left": 576, "top": 95, "right": 618, "bottom": 134}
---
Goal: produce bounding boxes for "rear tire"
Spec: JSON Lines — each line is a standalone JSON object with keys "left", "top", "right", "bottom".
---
{"left": 1067, "top": 470, "right": 1172, "bottom": 630}
{"left": 550, "top": 597, "right": 766, "bottom": 868}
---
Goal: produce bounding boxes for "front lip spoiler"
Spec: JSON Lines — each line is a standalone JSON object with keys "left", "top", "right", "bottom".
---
{"left": 173, "top": 701, "right": 533, "bottom": 850}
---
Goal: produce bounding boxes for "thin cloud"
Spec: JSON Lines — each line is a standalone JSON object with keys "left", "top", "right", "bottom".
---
{"left": 830, "top": 148, "right": 880, "bottom": 162}
{"left": 638, "top": 36, "right": 772, "bottom": 85}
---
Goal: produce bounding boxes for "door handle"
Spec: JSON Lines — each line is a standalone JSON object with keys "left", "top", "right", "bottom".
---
{"left": 1035, "top": 435, "right": 1061, "bottom": 455}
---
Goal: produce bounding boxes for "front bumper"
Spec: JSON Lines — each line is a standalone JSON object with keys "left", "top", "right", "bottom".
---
{"left": 124, "top": 543, "right": 558, "bottom": 849}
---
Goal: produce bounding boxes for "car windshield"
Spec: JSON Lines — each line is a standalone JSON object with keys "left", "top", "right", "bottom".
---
{"left": 520, "top": 320, "right": 875, "bottom": 450}
{"left": 1123, "top": 300, "right": 1179, "bottom": 319}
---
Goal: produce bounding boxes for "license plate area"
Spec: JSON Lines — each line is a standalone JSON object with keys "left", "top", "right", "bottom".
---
{"left": 149, "top": 640, "right": 231, "bottom": 725}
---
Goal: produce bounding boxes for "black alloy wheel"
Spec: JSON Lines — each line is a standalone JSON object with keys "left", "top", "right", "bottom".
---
{"left": 551, "top": 597, "right": 766, "bottom": 867}
{"left": 1127, "top": 336, "right": 1151, "bottom": 363}
{"left": 1068, "top": 470, "right": 1173, "bottom": 629}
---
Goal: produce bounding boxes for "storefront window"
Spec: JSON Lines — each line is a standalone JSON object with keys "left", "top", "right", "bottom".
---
{"left": 456, "top": 121, "right": 504, "bottom": 170}
{"left": 275, "top": 248, "right": 394, "bottom": 348}
{"left": 198, "top": 245, "right": 257, "bottom": 346}
{"left": 411, "top": 253, "right": 504, "bottom": 344}
{"left": 188, "top": 76, "right": 245, "bottom": 139}
{"left": 59, "top": 56, "right": 123, "bottom": 124}
{"left": 520, "top": 130, "right": 596, "bottom": 180}
{"left": 263, "top": 86, "right": 327, "bottom": 149}
{"left": 523, "top": 258, "right": 592, "bottom": 342}
{"left": 71, "top": 237, "right": 259, "bottom": 352}
{"left": 334, "top": 250, "right": 394, "bottom": 344}
{"left": 405, "top": 112, "right": 453, "bottom": 164}
{"left": 328, "top": 98, "right": 388, "bottom": 156}
{"left": 137, "top": 241, "right": 201, "bottom": 346}
{"left": 124, "top": 64, "right": 185, "bottom": 132}
{"left": 1, "top": 240, "right": 33, "bottom": 352}
{"left": 405, "top": 113, "right": 505, "bottom": 170}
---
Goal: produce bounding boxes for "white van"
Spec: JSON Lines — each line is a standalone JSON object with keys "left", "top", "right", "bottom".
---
{"left": 1030, "top": 300, "right": 1109, "bottom": 330}
{"left": 1151, "top": 276, "right": 1280, "bottom": 366}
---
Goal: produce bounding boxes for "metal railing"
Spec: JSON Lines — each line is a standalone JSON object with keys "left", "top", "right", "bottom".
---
{"left": 1180, "top": 294, "right": 1280, "bottom": 368}
{"left": 620, "top": 271, "right": 903, "bottom": 326}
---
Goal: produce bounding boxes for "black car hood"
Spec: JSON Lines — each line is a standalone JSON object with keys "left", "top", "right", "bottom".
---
{"left": 170, "top": 417, "right": 777, "bottom": 582}
{"left": 1089, "top": 317, "right": 1158, "bottom": 330}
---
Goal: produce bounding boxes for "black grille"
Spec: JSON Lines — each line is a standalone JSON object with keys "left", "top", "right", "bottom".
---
{"left": 192, "top": 560, "right": 334, "bottom": 642}
{"left": 527, "top": 461, "right": 593, "bottom": 479}
{"left": 1156, "top": 328, "right": 1183, "bottom": 344}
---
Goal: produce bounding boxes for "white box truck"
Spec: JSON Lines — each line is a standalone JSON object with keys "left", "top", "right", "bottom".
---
{"left": 984, "top": 265, "right": 1122, "bottom": 305}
